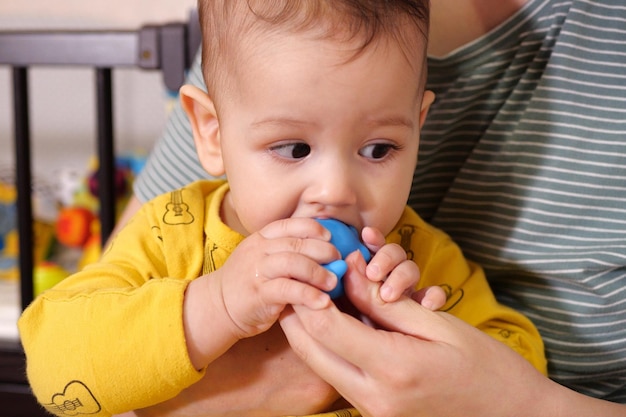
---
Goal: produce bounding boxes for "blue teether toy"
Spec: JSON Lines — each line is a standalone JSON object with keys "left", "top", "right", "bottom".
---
{"left": 316, "top": 218, "right": 371, "bottom": 298}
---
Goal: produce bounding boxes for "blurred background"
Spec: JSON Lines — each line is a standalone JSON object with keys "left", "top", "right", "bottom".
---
{"left": 0, "top": 0, "right": 196, "bottom": 176}
{"left": 0, "top": 0, "right": 197, "bottom": 342}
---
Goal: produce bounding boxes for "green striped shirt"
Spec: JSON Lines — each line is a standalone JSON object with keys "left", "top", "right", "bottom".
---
{"left": 418, "top": 0, "right": 626, "bottom": 401}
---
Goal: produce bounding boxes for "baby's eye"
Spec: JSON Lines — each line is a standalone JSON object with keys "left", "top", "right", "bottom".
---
{"left": 270, "top": 142, "right": 311, "bottom": 159}
{"left": 359, "top": 143, "right": 398, "bottom": 160}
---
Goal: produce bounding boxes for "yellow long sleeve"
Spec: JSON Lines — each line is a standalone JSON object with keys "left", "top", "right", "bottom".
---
{"left": 18, "top": 181, "right": 223, "bottom": 416}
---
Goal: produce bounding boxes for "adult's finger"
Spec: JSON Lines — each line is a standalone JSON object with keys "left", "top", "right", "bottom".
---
{"left": 279, "top": 306, "right": 361, "bottom": 375}
{"left": 281, "top": 302, "right": 455, "bottom": 417}
{"left": 279, "top": 306, "right": 372, "bottom": 402}
{"left": 286, "top": 297, "right": 446, "bottom": 377}
{"left": 342, "top": 253, "right": 454, "bottom": 339}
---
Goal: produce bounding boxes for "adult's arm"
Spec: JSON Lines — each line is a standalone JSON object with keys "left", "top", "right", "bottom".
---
{"left": 280, "top": 267, "right": 626, "bottom": 417}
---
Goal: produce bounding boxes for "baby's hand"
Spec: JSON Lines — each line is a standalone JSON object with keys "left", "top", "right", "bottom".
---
{"left": 212, "top": 218, "right": 340, "bottom": 340}
{"left": 359, "top": 226, "right": 446, "bottom": 310}
{"left": 358, "top": 226, "right": 418, "bottom": 302}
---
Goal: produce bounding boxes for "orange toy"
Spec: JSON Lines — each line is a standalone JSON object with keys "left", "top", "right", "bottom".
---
{"left": 55, "top": 207, "right": 96, "bottom": 248}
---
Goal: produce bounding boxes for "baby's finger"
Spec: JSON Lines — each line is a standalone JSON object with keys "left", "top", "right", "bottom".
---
{"left": 411, "top": 285, "right": 447, "bottom": 311}
{"left": 259, "top": 217, "right": 331, "bottom": 241}
{"left": 263, "top": 235, "right": 340, "bottom": 266}
{"left": 365, "top": 243, "right": 410, "bottom": 282}
{"left": 378, "top": 259, "right": 420, "bottom": 302}
{"left": 261, "top": 274, "right": 332, "bottom": 310}
{"left": 360, "top": 226, "right": 387, "bottom": 253}
{"left": 258, "top": 252, "right": 338, "bottom": 293}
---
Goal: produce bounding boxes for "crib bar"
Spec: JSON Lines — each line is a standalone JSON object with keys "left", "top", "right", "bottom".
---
{"left": 12, "top": 67, "right": 35, "bottom": 311}
{"left": 0, "top": 31, "right": 137, "bottom": 67}
{"left": 96, "top": 68, "right": 115, "bottom": 244}
{"left": 0, "top": 23, "right": 194, "bottom": 91}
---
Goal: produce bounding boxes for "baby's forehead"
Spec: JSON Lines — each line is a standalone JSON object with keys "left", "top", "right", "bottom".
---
{"left": 244, "top": 3, "right": 428, "bottom": 52}
{"left": 241, "top": 15, "right": 427, "bottom": 67}
{"left": 201, "top": 1, "right": 429, "bottom": 98}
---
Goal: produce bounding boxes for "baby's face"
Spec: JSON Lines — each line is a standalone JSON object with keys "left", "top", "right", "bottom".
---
{"left": 217, "top": 30, "right": 430, "bottom": 237}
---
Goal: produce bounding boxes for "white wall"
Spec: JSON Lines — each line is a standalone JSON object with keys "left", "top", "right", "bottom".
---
{"left": 0, "top": 0, "right": 196, "bottom": 179}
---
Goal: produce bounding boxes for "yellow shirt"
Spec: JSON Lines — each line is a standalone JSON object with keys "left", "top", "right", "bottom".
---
{"left": 18, "top": 180, "right": 546, "bottom": 417}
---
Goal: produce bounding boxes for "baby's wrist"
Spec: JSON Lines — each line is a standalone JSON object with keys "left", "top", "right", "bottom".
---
{"left": 183, "top": 275, "right": 241, "bottom": 369}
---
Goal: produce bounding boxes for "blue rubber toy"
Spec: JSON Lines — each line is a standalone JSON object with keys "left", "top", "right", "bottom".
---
{"left": 316, "top": 218, "right": 371, "bottom": 298}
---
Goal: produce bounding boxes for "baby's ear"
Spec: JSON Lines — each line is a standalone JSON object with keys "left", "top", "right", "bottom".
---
{"left": 419, "top": 90, "right": 435, "bottom": 129}
{"left": 180, "top": 84, "right": 225, "bottom": 176}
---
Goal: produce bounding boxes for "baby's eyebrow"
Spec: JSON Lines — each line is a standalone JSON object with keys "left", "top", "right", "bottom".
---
{"left": 364, "top": 115, "right": 414, "bottom": 129}
{"left": 251, "top": 117, "right": 315, "bottom": 129}
{"left": 251, "top": 115, "right": 414, "bottom": 129}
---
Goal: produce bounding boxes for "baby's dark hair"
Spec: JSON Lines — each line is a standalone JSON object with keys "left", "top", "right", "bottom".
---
{"left": 197, "top": 0, "right": 429, "bottom": 101}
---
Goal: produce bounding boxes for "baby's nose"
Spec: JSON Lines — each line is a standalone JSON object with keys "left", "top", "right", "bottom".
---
{"left": 309, "top": 164, "right": 358, "bottom": 207}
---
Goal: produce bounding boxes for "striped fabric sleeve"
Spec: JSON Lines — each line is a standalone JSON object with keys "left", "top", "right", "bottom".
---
{"left": 415, "top": 0, "right": 626, "bottom": 401}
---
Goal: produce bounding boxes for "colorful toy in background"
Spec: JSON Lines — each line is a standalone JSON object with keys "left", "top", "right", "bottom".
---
{"left": 0, "top": 152, "right": 145, "bottom": 294}
{"left": 0, "top": 181, "right": 19, "bottom": 279}
{"left": 55, "top": 206, "right": 100, "bottom": 271}
{"left": 54, "top": 152, "right": 146, "bottom": 271}
{"left": 0, "top": 169, "right": 56, "bottom": 281}
{"left": 56, "top": 207, "right": 96, "bottom": 248}
{"left": 33, "top": 262, "right": 70, "bottom": 297}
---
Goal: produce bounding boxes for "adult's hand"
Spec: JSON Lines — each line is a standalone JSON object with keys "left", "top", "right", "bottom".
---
{"left": 280, "top": 255, "right": 626, "bottom": 417}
